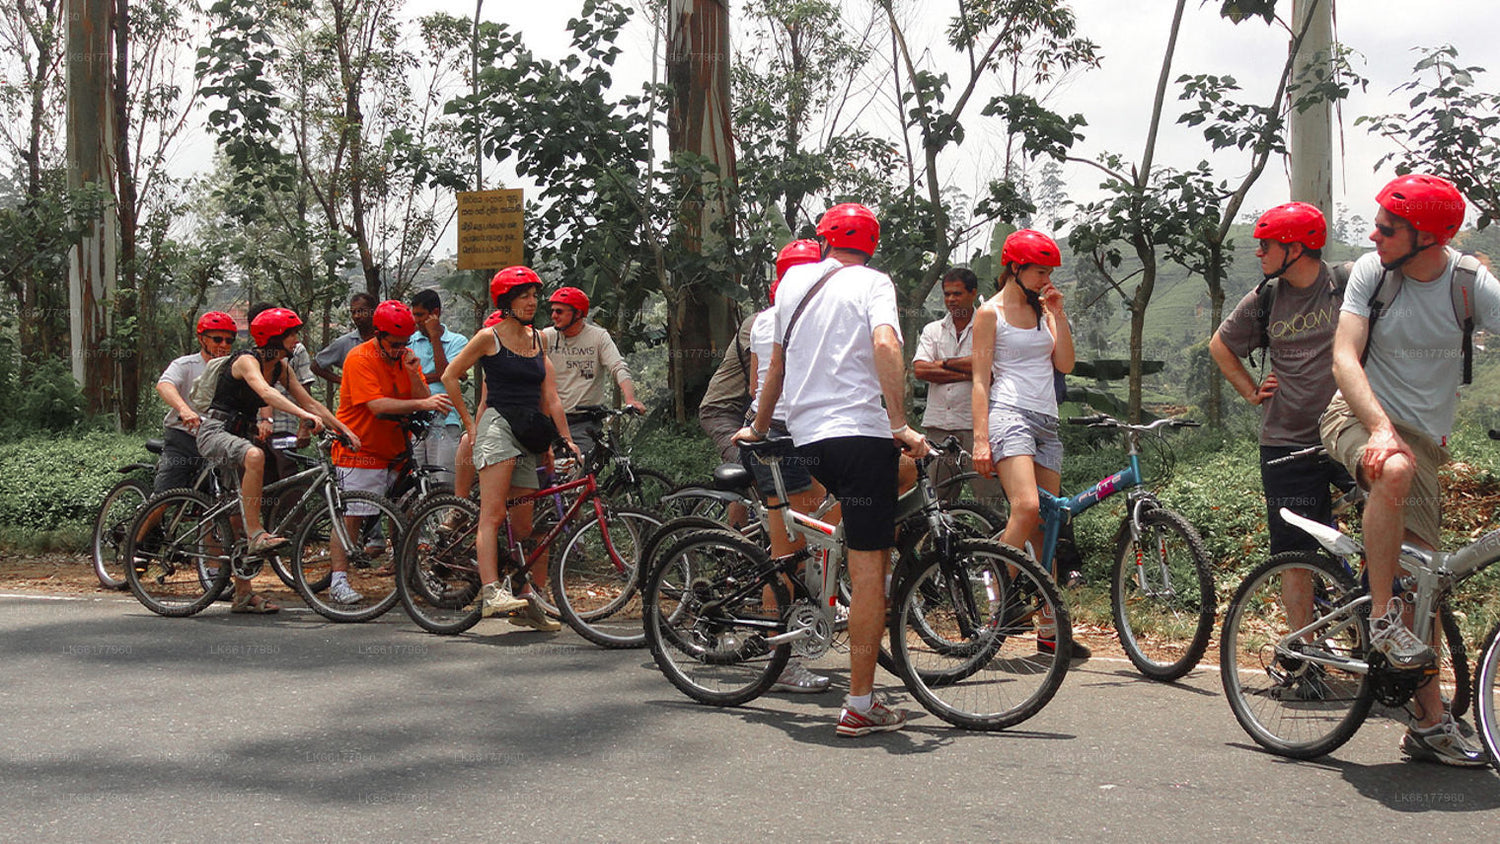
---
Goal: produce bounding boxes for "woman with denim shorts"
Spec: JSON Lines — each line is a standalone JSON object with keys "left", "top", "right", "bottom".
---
{"left": 970, "top": 229, "right": 1082, "bottom": 658}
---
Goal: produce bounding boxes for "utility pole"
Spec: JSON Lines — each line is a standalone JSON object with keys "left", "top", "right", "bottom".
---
{"left": 65, "top": 0, "right": 117, "bottom": 412}
{"left": 1289, "top": 0, "right": 1334, "bottom": 219}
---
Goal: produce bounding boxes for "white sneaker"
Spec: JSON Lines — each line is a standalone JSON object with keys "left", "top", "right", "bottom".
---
{"left": 771, "top": 661, "right": 832, "bottom": 694}
{"left": 477, "top": 581, "right": 528, "bottom": 617}
{"left": 1368, "top": 597, "right": 1436, "bottom": 669}
{"left": 327, "top": 579, "right": 363, "bottom": 605}
{"left": 1402, "top": 713, "right": 1491, "bottom": 767}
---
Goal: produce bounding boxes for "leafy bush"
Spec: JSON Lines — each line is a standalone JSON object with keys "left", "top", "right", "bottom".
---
{"left": 629, "top": 420, "right": 721, "bottom": 486}
{"left": 0, "top": 430, "right": 149, "bottom": 547}
{"left": 12, "top": 358, "right": 89, "bottom": 433}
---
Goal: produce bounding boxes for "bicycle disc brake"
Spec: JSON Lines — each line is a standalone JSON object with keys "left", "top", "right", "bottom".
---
{"left": 785, "top": 601, "right": 833, "bottom": 659}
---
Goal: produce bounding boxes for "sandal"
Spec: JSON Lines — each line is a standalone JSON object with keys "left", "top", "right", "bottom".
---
{"left": 230, "top": 591, "right": 281, "bottom": 614}
{"left": 247, "top": 530, "right": 289, "bottom": 555}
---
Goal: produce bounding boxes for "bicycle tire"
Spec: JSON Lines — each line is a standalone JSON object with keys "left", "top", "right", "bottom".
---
{"left": 291, "top": 491, "right": 407, "bottom": 623}
{"left": 1439, "top": 601, "right": 1470, "bottom": 719}
{"left": 890, "top": 501, "right": 1007, "bottom": 659}
{"left": 397, "top": 495, "right": 484, "bottom": 634}
{"left": 550, "top": 505, "right": 662, "bottom": 648}
{"left": 1474, "top": 622, "right": 1500, "bottom": 772}
{"left": 1220, "top": 551, "right": 1374, "bottom": 759}
{"left": 92, "top": 477, "right": 151, "bottom": 590}
{"left": 123, "top": 488, "right": 234, "bottom": 617}
{"left": 642, "top": 528, "right": 791, "bottom": 706}
{"left": 604, "top": 466, "right": 675, "bottom": 512}
{"left": 890, "top": 539, "right": 1070, "bottom": 730}
{"left": 1110, "top": 506, "right": 1216, "bottom": 681}
{"left": 658, "top": 486, "right": 745, "bottom": 522}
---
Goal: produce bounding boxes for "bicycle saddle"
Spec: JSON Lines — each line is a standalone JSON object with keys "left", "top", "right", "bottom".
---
{"left": 711, "top": 462, "right": 754, "bottom": 494}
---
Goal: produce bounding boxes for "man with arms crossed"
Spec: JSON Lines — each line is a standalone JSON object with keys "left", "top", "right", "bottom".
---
{"left": 738, "top": 203, "right": 928, "bottom": 736}
{"left": 1322, "top": 174, "right": 1498, "bottom": 766}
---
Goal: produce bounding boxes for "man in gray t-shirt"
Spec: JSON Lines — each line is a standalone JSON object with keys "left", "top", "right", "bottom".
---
{"left": 1211, "top": 202, "right": 1348, "bottom": 557}
{"left": 1322, "top": 174, "right": 1500, "bottom": 766}
{"left": 311, "top": 292, "right": 378, "bottom": 386}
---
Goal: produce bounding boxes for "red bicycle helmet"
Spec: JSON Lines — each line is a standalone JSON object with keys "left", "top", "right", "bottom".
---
{"left": 775, "top": 239, "right": 822, "bottom": 283}
{"left": 1254, "top": 202, "right": 1327, "bottom": 250}
{"left": 1001, "top": 229, "right": 1062, "bottom": 267}
{"left": 373, "top": 299, "right": 417, "bottom": 338}
{"left": 196, "top": 311, "right": 237, "bottom": 335}
{"left": 490, "top": 266, "right": 543, "bottom": 307}
{"left": 1376, "top": 174, "right": 1465, "bottom": 243}
{"left": 816, "top": 203, "right": 880, "bottom": 256}
{"left": 250, "top": 308, "right": 303, "bottom": 347}
{"left": 548, "top": 287, "right": 590, "bottom": 319}
{"left": 483, "top": 309, "right": 504, "bottom": 328}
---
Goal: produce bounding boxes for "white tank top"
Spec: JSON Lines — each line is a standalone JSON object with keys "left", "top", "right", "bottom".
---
{"left": 989, "top": 313, "right": 1057, "bottom": 417}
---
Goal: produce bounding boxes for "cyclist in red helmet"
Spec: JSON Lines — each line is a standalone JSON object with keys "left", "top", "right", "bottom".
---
{"left": 1321, "top": 175, "right": 1500, "bottom": 766}
{"left": 542, "top": 285, "right": 646, "bottom": 464}
{"left": 738, "top": 203, "right": 928, "bottom": 736}
{"left": 443, "top": 267, "right": 577, "bottom": 628}
{"left": 196, "top": 307, "right": 357, "bottom": 614}
{"left": 1211, "top": 201, "right": 1352, "bottom": 690}
{"left": 151, "top": 311, "right": 240, "bottom": 494}
{"left": 320, "top": 300, "right": 454, "bottom": 606}
{"left": 972, "top": 229, "right": 1081, "bottom": 659}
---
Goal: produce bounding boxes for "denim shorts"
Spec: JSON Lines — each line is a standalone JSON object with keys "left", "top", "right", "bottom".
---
{"left": 988, "top": 404, "right": 1063, "bottom": 475}
{"left": 739, "top": 421, "right": 813, "bottom": 499}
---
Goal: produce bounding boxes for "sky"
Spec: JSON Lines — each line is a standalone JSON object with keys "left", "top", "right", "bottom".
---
{"left": 399, "top": 0, "right": 1500, "bottom": 251}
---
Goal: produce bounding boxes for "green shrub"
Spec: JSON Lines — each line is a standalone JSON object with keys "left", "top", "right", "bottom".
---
{"left": 630, "top": 421, "right": 722, "bottom": 486}
{"left": 0, "top": 430, "right": 149, "bottom": 547}
{"left": 13, "top": 358, "right": 89, "bottom": 433}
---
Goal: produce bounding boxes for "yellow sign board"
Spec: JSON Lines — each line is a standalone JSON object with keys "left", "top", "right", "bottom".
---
{"left": 457, "top": 188, "right": 524, "bottom": 271}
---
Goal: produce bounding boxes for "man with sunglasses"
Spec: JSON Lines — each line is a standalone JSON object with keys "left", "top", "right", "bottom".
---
{"left": 327, "top": 300, "right": 453, "bottom": 604}
{"left": 1321, "top": 174, "right": 1500, "bottom": 767}
{"left": 153, "top": 311, "right": 240, "bottom": 494}
{"left": 541, "top": 287, "right": 645, "bottom": 464}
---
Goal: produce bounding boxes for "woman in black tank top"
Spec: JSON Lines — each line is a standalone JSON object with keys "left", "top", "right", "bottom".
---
{"left": 442, "top": 267, "right": 577, "bottom": 619}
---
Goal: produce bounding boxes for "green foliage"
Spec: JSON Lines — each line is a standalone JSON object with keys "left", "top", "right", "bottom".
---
{"left": 629, "top": 422, "right": 721, "bottom": 487}
{"left": 0, "top": 430, "right": 147, "bottom": 540}
{"left": 10, "top": 359, "right": 88, "bottom": 434}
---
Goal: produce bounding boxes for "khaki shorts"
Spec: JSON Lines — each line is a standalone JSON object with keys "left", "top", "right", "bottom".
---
{"left": 1319, "top": 395, "right": 1446, "bottom": 548}
{"left": 471, "top": 407, "right": 540, "bottom": 489}
{"left": 197, "top": 416, "right": 254, "bottom": 467}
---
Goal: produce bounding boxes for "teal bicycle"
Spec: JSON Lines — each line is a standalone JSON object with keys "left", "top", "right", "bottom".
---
{"left": 1035, "top": 413, "right": 1215, "bottom": 681}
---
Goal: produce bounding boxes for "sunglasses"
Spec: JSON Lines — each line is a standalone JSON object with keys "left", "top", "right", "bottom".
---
{"left": 203, "top": 335, "right": 235, "bottom": 345}
{"left": 1374, "top": 222, "right": 1401, "bottom": 238}
{"left": 550, "top": 307, "right": 570, "bottom": 315}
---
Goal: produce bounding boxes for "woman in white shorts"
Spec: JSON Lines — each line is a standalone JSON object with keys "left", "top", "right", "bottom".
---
{"left": 971, "top": 229, "right": 1080, "bottom": 657}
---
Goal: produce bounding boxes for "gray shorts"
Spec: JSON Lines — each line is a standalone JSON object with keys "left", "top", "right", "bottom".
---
{"left": 699, "top": 402, "right": 750, "bottom": 463}
{"left": 335, "top": 466, "right": 396, "bottom": 516}
{"left": 471, "top": 407, "right": 540, "bottom": 489}
{"left": 197, "top": 416, "right": 255, "bottom": 467}
{"left": 988, "top": 405, "right": 1063, "bottom": 475}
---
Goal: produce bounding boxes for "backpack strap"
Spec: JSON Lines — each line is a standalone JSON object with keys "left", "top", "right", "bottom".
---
{"left": 1453, "top": 253, "right": 1480, "bottom": 385}
{"left": 1249, "top": 276, "right": 1277, "bottom": 369}
{"left": 1360, "top": 265, "right": 1403, "bottom": 370}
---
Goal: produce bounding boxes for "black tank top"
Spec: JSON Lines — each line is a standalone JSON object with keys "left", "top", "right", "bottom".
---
{"left": 209, "top": 350, "right": 285, "bottom": 417}
{"left": 481, "top": 326, "right": 545, "bottom": 413}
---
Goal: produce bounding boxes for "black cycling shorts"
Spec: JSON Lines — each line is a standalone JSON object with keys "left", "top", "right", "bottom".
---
{"left": 797, "top": 436, "right": 899, "bottom": 552}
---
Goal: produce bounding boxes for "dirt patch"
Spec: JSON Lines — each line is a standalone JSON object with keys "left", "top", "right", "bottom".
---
{"left": 0, "top": 552, "right": 302, "bottom": 606}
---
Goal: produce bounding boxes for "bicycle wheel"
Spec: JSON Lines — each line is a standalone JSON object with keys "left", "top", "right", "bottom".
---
{"left": 1439, "top": 601, "right": 1471, "bottom": 719}
{"left": 1219, "top": 551, "right": 1373, "bottom": 759}
{"left": 1110, "top": 506, "right": 1216, "bottom": 681}
{"left": 658, "top": 486, "right": 743, "bottom": 522}
{"left": 642, "top": 528, "right": 791, "bottom": 706}
{"left": 1475, "top": 623, "right": 1500, "bottom": 772}
{"left": 891, "top": 539, "right": 1070, "bottom": 731}
{"left": 291, "top": 491, "right": 407, "bottom": 623}
{"left": 92, "top": 477, "right": 151, "bottom": 590}
{"left": 123, "top": 488, "right": 234, "bottom": 617}
{"left": 550, "top": 505, "right": 662, "bottom": 648}
{"left": 605, "top": 467, "right": 675, "bottom": 511}
{"left": 397, "top": 495, "right": 484, "bottom": 634}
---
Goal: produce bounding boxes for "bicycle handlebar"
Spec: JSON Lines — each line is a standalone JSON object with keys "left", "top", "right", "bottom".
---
{"left": 1066, "top": 413, "right": 1200, "bottom": 434}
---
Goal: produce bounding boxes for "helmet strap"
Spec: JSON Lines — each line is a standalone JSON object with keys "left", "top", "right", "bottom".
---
{"left": 1263, "top": 243, "right": 1299, "bottom": 281}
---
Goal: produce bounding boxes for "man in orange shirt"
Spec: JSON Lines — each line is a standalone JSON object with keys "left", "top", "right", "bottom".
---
{"left": 326, "top": 300, "right": 453, "bottom": 604}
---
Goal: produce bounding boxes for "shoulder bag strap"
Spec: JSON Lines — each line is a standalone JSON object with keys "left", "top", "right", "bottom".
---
{"left": 781, "top": 265, "right": 847, "bottom": 350}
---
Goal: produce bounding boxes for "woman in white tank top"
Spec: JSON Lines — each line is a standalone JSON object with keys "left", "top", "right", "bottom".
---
{"left": 971, "top": 230, "right": 1076, "bottom": 652}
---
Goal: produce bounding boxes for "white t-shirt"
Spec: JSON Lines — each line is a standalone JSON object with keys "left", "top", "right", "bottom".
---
{"left": 1340, "top": 248, "right": 1500, "bottom": 440}
{"left": 913, "top": 311, "right": 977, "bottom": 430}
{"left": 746, "top": 308, "right": 778, "bottom": 421}
{"left": 158, "top": 352, "right": 209, "bottom": 433}
{"left": 772, "top": 258, "right": 902, "bottom": 444}
{"left": 988, "top": 313, "right": 1058, "bottom": 417}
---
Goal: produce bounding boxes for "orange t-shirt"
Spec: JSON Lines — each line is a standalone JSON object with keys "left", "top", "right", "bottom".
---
{"left": 333, "top": 339, "right": 413, "bottom": 469}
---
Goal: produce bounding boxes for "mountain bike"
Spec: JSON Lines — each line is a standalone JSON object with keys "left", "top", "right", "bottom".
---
{"left": 396, "top": 460, "right": 659, "bottom": 639}
{"left": 1222, "top": 430, "right": 1500, "bottom": 763}
{"left": 1036, "top": 413, "right": 1214, "bottom": 681}
{"left": 557, "top": 405, "right": 675, "bottom": 511}
{"left": 124, "top": 430, "right": 407, "bottom": 621}
{"left": 92, "top": 439, "right": 168, "bottom": 590}
{"left": 640, "top": 435, "right": 1069, "bottom": 731}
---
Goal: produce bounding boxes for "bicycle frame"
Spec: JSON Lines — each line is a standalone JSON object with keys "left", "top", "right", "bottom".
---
{"left": 503, "top": 473, "right": 629, "bottom": 579}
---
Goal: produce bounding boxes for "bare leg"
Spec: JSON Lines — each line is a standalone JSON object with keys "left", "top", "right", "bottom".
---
{"left": 846, "top": 547, "right": 890, "bottom": 697}
{"left": 476, "top": 459, "right": 517, "bottom": 586}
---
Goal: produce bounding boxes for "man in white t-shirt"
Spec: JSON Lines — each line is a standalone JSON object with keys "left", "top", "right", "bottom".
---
{"left": 542, "top": 286, "right": 645, "bottom": 463}
{"left": 1322, "top": 174, "right": 1500, "bottom": 767}
{"left": 738, "top": 203, "right": 928, "bottom": 737}
{"left": 154, "top": 311, "right": 239, "bottom": 492}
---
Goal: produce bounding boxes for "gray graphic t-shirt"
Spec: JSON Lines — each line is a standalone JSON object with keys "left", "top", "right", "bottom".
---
{"left": 1217, "top": 263, "right": 1341, "bottom": 446}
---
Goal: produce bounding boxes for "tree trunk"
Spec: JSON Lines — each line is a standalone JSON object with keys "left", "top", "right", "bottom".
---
{"left": 1204, "top": 240, "right": 1225, "bottom": 426}
{"left": 666, "top": 0, "right": 737, "bottom": 422}
{"left": 66, "top": 0, "right": 117, "bottom": 416}
{"left": 113, "top": 0, "right": 139, "bottom": 430}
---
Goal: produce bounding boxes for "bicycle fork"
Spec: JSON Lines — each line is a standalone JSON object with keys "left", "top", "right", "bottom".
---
{"left": 1127, "top": 498, "right": 1177, "bottom": 600}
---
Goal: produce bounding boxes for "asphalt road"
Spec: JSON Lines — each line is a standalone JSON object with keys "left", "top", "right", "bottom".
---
{"left": 2, "top": 591, "right": 1496, "bottom": 842}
